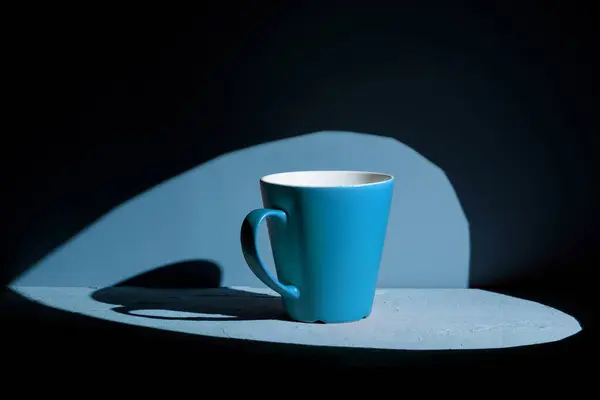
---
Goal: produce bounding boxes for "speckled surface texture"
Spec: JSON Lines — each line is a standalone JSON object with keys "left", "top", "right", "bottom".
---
{"left": 12, "top": 286, "right": 581, "bottom": 350}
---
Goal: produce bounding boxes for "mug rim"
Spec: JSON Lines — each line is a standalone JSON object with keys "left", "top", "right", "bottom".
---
{"left": 260, "top": 170, "right": 394, "bottom": 188}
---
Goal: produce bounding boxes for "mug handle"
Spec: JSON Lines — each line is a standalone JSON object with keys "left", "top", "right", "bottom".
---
{"left": 240, "top": 208, "right": 300, "bottom": 300}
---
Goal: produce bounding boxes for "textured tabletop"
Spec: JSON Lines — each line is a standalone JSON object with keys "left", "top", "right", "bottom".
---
{"left": 13, "top": 286, "right": 581, "bottom": 350}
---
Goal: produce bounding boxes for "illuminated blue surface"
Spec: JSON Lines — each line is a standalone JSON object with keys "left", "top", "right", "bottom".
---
{"left": 12, "top": 286, "right": 582, "bottom": 350}
{"left": 12, "top": 131, "right": 469, "bottom": 289}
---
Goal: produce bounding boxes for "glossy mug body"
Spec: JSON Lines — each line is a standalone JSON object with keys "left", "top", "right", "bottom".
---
{"left": 240, "top": 171, "right": 394, "bottom": 323}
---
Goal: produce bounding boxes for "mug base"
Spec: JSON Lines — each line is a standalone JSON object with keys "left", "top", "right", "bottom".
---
{"left": 286, "top": 310, "right": 372, "bottom": 324}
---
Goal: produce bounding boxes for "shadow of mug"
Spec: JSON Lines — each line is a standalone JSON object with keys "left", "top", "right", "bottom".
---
{"left": 90, "top": 259, "right": 289, "bottom": 322}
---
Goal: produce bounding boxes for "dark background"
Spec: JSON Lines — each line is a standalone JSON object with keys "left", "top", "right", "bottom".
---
{"left": 3, "top": 2, "right": 597, "bottom": 369}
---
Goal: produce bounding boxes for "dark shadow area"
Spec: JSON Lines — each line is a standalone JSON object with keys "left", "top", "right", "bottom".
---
{"left": 91, "top": 259, "right": 288, "bottom": 322}
{"left": 114, "top": 259, "right": 222, "bottom": 289}
{"left": 93, "top": 286, "right": 287, "bottom": 322}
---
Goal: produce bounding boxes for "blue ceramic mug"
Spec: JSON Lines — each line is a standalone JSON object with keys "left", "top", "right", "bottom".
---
{"left": 240, "top": 170, "right": 394, "bottom": 323}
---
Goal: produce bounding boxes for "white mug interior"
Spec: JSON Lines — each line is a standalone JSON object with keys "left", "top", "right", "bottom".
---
{"left": 261, "top": 170, "right": 394, "bottom": 188}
